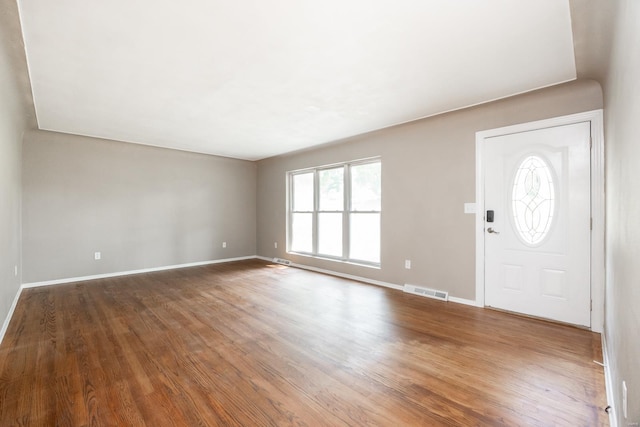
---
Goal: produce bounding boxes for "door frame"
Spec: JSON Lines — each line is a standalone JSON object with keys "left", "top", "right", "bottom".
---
{"left": 475, "top": 110, "right": 604, "bottom": 332}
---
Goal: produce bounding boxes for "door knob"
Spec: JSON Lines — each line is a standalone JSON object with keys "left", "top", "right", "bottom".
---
{"left": 487, "top": 227, "right": 500, "bottom": 234}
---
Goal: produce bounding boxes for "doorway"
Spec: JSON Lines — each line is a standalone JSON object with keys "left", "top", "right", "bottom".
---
{"left": 475, "top": 111, "right": 604, "bottom": 331}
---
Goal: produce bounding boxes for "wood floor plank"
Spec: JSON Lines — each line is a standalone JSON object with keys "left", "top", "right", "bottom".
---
{"left": 0, "top": 259, "right": 608, "bottom": 426}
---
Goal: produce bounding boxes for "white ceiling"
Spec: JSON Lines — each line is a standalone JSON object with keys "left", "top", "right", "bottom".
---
{"left": 17, "top": 0, "right": 576, "bottom": 160}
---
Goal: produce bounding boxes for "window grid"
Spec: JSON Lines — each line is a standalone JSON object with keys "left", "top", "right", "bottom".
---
{"left": 287, "top": 158, "right": 381, "bottom": 267}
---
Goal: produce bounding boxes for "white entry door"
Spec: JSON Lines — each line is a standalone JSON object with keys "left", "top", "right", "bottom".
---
{"left": 484, "top": 122, "right": 591, "bottom": 327}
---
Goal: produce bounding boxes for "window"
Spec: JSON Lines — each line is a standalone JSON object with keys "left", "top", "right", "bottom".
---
{"left": 511, "top": 155, "right": 555, "bottom": 245}
{"left": 288, "top": 158, "right": 381, "bottom": 266}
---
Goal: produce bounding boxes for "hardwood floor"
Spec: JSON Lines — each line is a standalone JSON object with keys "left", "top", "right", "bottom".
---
{"left": 0, "top": 259, "right": 608, "bottom": 426}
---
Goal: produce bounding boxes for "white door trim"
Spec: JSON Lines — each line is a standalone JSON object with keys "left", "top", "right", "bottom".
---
{"left": 475, "top": 110, "right": 604, "bottom": 332}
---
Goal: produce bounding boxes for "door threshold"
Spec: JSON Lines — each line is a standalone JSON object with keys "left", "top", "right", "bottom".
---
{"left": 485, "top": 306, "right": 592, "bottom": 331}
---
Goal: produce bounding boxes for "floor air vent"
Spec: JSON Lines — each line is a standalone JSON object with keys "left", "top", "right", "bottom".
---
{"left": 273, "top": 258, "right": 292, "bottom": 266}
{"left": 403, "top": 284, "right": 449, "bottom": 301}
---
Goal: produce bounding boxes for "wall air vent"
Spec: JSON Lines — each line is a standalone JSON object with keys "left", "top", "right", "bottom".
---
{"left": 403, "top": 284, "right": 449, "bottom": 301}
{"left": 273, "top": 258, "right": 292, "bottom": 266}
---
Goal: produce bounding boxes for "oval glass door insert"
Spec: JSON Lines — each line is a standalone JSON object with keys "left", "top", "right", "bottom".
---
{"left": 511, "top": 155, "right": 555, "bottom": 245}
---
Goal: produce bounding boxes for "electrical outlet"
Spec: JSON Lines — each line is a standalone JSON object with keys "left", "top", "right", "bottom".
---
{"left": 623, "top": 380, "right": 628, "bottom": 419}
{"left": 405, "top": 260, "right": 411, "bottom": 269}
{"left": 222, "top": 242, "right": 227, "bottom": 248}
{"left": 14, "top": 265, "right": 18, "bottom": 276}
{"left": 94, "top": 252, "right": 101, "bottom": 260}
{"left": 274, "top": 242, "right": 278, "bottom": 249}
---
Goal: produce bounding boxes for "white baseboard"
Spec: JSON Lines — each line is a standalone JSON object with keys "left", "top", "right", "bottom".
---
{"left": 0, "top": 285, "right": 23, "bottom": 346}
{"left": 601, "top": 332, "right": 618, "bottom": 427}
{"left": 448, "top": 296, "right": 481, "bottom": 307}
{"left": 21, "top": 256, "right": 257, "bottom": 288}
{"left": 291, "top": 262, "right": 404, "bottom": 291}
{"left": 257, "top": 257, "right": 479, "bottom": 307}
{"left": 256, "top": 256, "right": 403, "bottom": 290}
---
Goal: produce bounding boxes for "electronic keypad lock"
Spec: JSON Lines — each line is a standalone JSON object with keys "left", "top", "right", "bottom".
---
{"left": 486, "top": 210, "right": 494, "bottom": 223}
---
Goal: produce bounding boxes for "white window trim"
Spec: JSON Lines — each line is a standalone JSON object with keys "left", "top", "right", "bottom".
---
{"left": 287, "top": 157, "right": 381, "bottom": 267}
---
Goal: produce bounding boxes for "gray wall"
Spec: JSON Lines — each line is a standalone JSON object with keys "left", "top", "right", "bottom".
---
{"left": 0, "top": 0, "right": 33, "bottom": 331}
{"left": 572, "top": 0, "right": 640, "bottom": 423}
{"left": 256, "top": 79, "right": 603, "bottom": 300}
{"left": 599, "top": 0, "right": 640, "bottom": 424}
{"left": 22, "top": 130, "right": 257, "bottom": 283}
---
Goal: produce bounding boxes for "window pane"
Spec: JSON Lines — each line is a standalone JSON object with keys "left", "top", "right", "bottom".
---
{"left": 351, "top": 162, "right": 381, "bottom": 211}
{"left": 291, "top": 213, "right": 312, "bottom": 252}
{"left": 318, "top": 213, "right": 342, "bottom": 257}
{"left": 350, "top": 213, "right": 380, "bottom": 263}
{"left": 293, "top": 173, "right": 314, "bottom": 211}
{"left": 319, "top": 168, "right": 344, "bottom": 211}
{"left": 511, "top": 155, "right": 555, "bottom": 245}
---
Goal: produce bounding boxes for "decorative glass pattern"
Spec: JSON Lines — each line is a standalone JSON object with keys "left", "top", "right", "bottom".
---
{"left": 511, "top": 155, "right": 555, "bottom": 245}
